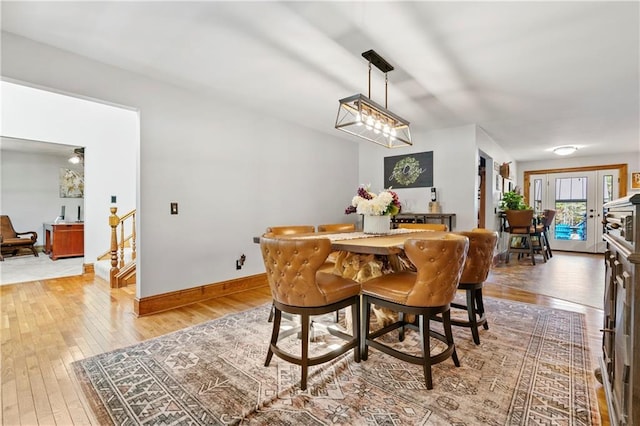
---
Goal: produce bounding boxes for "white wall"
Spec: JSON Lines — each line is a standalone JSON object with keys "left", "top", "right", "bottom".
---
{"left": 1, "top": 81, "right": 138, "bottom": 262}
{"left": 1, "top": 33, "right": 359, "bottom": 298}
{"left": 358, "top": 124, "right": 479, "bottom": 231}
{"left": 0, "top": 149, "right": 84, "bottom": 245}
{"left": 518, "top": 152, "right": 640, "bottom": 196}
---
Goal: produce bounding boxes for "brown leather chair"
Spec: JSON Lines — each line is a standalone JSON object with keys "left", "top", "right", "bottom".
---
{"left": 260, "top": 236, "right": 360, "bottom": 390}
{"left": 317, "top": 223, "right": 356, "bottom": 233}
{"left": 445, "top": 228, "right": 498, "bottom": 345}
{"left": 360, "top": 234, "right": 469, "bottom": 389}
{"left": 264, "top": 225, "right": 316, "bottom": 322}
{"left": 397, "top": 223, "right": 448, "bottom": 231}
{"left": 504, "top": 209, "right": 541, "bottom": 265}
{"left": 0, "top": 215, "right": 38, "bottom": 261}
{"left": 265, "top": 225, "right": 315, "bottom": 235}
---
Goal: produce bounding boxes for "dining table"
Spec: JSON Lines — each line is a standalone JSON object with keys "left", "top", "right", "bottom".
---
{"left": 254, "top": 228, "right": 445, "bottom": 278}
{"left": 255, "top": 228, "right": 452, "bottom": 331}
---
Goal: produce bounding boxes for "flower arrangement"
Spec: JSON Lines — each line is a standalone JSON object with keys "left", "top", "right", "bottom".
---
{"left": 345, "top": 185, "right": 401, "bottom": 216}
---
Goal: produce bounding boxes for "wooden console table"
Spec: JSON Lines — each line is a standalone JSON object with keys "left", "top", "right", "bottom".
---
{"left": 43, "top": 222, "right": 84, "bottom": 260}
{"left": 391, "top": 212, "right": 456, "bottom": 231}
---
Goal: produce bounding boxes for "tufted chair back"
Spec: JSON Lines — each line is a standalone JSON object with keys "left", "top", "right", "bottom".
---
{"left": 261, "top": 236, "right": 336, "bottom": 307}
{"left": 403, "top": 234, "right": 469, "bottom": 307}
{"left": 398, "top": 223, "right": 448, "bottom": 231}
{"left": 455, "top": 229, "right": 498, "bottom": 284}
{"left": 265, "top": 225, "right": 315, "bottom": 236}
{"left": 317, "top": 223, "right": 356, "bottom": 232}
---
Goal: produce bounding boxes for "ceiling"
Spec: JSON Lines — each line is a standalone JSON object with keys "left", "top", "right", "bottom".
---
{"left": 2, "top": 1, "right": 638, "bottom": 161}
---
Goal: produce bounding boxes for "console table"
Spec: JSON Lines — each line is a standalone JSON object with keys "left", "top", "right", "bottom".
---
{"left": 43, "top": 222, "right": 84, "bottom": 260}
{"left": 391, "top": 212, "right": 456, "bottom": 231}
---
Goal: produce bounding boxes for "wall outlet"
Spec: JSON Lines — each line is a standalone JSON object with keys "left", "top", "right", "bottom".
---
{"left": 170, "top": 202, "right": 178, "bottom": 215}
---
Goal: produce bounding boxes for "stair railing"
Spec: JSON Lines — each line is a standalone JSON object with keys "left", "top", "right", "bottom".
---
{"left": 107, "top": 207, "right": 136, "bottom": 287}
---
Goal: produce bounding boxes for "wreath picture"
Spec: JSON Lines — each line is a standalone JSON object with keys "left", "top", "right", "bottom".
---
{"left": 384, "top": 151, "right": 434, "bottom": 188}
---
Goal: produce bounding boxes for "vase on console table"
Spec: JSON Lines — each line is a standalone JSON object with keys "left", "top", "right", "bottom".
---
{"left": 363, "top": 215, "right": 391, "bottom": 235}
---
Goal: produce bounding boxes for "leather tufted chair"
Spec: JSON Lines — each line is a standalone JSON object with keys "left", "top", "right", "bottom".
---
{"left": 264, "top": 225, "right": 316, "bottom": 322}
{"left": 265, "top": 225, "right": 315, "bottom": 235}
{"left": 260, "top": 236, "right": 361, "bottom": 390}
{"left": 397, "top": 223, "right": 448, "bottom": 231}
{"left": 317, "top": 223, "right": 356, "bottom": 233}
{"left": 360, "top": 234, "right": 469, "bottom": 389}
{"left": 438, "top": 228, "right": 498, "bottom": 345}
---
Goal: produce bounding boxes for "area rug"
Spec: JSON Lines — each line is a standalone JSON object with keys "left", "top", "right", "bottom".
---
{"left": 73, "top": 297, "right": 600, "bottom": 425}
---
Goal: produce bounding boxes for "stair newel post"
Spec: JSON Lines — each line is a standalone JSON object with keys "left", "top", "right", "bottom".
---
{"left": 109, "top": 207, "right": 120, "bottom": 288}
{"left": 131, "top": 212, "right": 137, "bottom": 261}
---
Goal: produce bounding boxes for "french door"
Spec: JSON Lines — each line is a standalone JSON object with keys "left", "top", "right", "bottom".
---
{"left": 529, "top": 169, "right": 619, "bottom": 253}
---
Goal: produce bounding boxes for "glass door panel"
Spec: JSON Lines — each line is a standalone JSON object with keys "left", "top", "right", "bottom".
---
{"left": 528, "top": 169, "right": 619, "bottom": 253}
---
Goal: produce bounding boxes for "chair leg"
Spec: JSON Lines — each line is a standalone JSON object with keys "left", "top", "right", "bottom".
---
{"left": 361, "top": 296, "right": 371, "bottom": 361}
{"left": 418, "top": 315, "right": 433, "bottom": 390}
{"left": 476, "top": 288, "right": 489, "bottom": 330}
{"left": 466, "top": 290, "right": 481, "bottom": 345}
{"left": 442, "top": 309, "right": 460, "bottom": 367}
{"left": 300, "top": 313, "right": 310, "bottom": 390}
{"left": 31, "top": 246, "right": 39, "bottom": 257}
{"left": 528, "top": 236, "right": 536, "bottom": 265}
{"left": 267, "top": 302, "right": 275, "bottom": 322}
{"left": 265, "top": 308, "right": 282, "bottom": 367}
{"left": 351, "top": 299, "right": 360, "bottom": 363}
{"left": 398, "top": 311, "right": 406, "bottom": 342}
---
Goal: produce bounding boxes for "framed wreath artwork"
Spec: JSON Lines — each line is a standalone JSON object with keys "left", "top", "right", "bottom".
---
{"left": 383, "top": 151, "right": 433, "bottom": 188}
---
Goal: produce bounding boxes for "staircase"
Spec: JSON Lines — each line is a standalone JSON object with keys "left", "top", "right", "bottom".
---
{"left": 96, "top": 207, "right": 136, "bottom": 288}
{"left": 95, "top": 247, "right": 135, "bottom": 285}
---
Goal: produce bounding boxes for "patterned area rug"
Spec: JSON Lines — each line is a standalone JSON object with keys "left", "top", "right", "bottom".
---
{"left": 73, "top": 297, "right": 600, "bottom": 425}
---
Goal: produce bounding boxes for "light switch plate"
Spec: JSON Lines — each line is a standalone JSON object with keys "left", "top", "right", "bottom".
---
{"left": 171, "top": 202, "right": 178, "bottom": 215}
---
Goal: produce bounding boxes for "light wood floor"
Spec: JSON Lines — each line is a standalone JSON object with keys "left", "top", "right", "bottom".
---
{"left": 1, "top": 252, "right": 608, "bottom": 425}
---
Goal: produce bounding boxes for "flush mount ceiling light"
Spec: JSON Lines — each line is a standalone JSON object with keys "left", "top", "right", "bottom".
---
{"left": 68, "top": 147, "right": 84, "bottom": 164}
{"left": 335, "top": 50, "right": 412, "bottom": 148}
{"left": 552, "top": 146, "right": 578, "bottom": 156}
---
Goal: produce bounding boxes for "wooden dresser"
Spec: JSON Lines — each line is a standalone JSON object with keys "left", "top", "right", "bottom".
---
{"left": 43, "top": 222, "right": 84, "bottom": 260}
{"left": 602, "top": 194, "right": 640, "bottom": 425}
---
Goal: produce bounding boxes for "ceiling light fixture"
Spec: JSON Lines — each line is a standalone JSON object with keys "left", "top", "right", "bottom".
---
{"left": 335, "top": 50, "right": 412, "bottom": 148}
{"left": 552, "top": 146, "right": 578, "bottom": 156}
{"left": 68, "top": 147, "right": 84, "bottom": 164}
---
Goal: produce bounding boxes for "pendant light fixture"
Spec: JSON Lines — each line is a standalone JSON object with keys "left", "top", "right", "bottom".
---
{"left": 335, "top": 50, "right": 412, "bottom": 148}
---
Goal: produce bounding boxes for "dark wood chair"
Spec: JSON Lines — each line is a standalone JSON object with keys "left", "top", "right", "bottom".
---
{"left": 0, "top": 215, "right": 38, "bottom": 261}
{"left": 360, "top": 234, "right": 469, "bottom": 389}
{"left": 541, "top": 209, "right": 556, "bottom": 258}
{"left": 260, "top": 235, "right": 360, "bottom": 390}
{"left": 505, "top": 210, "right": 538, "bottom": 265}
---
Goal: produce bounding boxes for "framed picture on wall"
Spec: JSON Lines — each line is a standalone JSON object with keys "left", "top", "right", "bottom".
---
{"left": 496, "top": 174, "right": 502, "bottom": 192}
{"left": 632, "top": 172, "right": 640, "bottom": 189}
{"left": 59, "top": 168, "right": 84, "bottom": 198}
{"left": 383, "top": 151, "right": 433, "bottom": 188}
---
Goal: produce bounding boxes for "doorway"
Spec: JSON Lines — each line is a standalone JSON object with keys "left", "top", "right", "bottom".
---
{"left": 527, "top": 167, "right": 622, "bottom": 253}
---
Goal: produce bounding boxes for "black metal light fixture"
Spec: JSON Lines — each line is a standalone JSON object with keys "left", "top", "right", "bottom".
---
{"left": 335, "top": 50, "right": 412, "bottom": 148}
